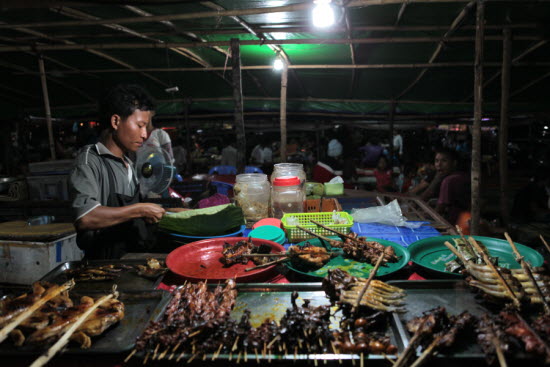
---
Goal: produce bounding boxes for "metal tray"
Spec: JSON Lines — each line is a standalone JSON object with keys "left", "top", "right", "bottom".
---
{"left": 39, "top": 259, "right": 165, "bottom": 292}
{"left": 138, "top": 282, "right": 406, "bottom": 361}
{"left": 388, "top": 280, "right": 539, "bottom": 361}
{"left": 0, "top": 289, "right": 171, "bottom": 355}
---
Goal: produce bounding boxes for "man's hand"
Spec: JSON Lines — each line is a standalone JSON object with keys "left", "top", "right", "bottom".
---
{"left": 138, "top": 203, "right": 166, "bottom": 224}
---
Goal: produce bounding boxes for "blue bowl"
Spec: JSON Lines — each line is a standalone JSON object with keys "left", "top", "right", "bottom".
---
{"left": 165, "top": 225, "right": 246, "bottom": 243}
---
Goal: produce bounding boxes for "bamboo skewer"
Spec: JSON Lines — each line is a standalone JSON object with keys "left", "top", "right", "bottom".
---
{"left": 409, "top": 336, "right": 440, "bottom": 367}
{"left": 309, "top": 220, "right": 358, "bottom": 242}
{"left": 352, "top": 252, "right": 385, "bottom": 314}
{"left": 245, "top": 257, "right": 289, "bottom": 272}
{"left": 492, "top": 337, "right": 508, "bottom": 367}
{"left": 504, "top": 232, "right": 550, "bottom": 313}
{"left": 0, "top": 280, "right": 75, "bottom": 344}
{"left": 467, "top": 236, "right": 522, "bottom": 308}
{"left": 540, "top": 235, "right": 550, "bottom": 255}
{"left": 29, "top": 290, "right": 117, "bottom": 367}
{"left": 515, "top": 312, "right": 550, "bottom": 358}
{"left": 296, "top": 225, "right": 335, "bottom": 243}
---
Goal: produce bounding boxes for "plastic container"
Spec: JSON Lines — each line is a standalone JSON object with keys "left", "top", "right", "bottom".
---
{"left": 249, "top": 225, "right": 286, "bottom": 245}
{"left": 271, "top": 163, "right": 306, "bottom": 186}
{"left": 281, "top": 211, "right": 354, "bottom": 243}
{"left": 233, "top": 173, "right": 270, "bottom": 224}
{"left": 271, "top": 176, "right": 305, "bottom": 219}
{"left": 324, "top": 182, "right": 344, "bottom": 196}
{"left": 0, "top": 234, "right": 83, "bottom": 285}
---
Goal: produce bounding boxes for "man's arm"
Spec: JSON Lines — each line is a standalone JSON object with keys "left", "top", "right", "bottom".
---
{"left": 76, "top": 202, "right": 165, "bottom": 230}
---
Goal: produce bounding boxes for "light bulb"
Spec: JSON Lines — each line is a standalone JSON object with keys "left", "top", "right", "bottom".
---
{"left": 273, "top": 58, "right": 284, "bottom": 71}
{"left": 312, "top": 1, "right": 335, "bottom": 28}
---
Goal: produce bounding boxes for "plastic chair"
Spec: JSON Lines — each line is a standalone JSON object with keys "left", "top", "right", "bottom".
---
{"left": 208, "top": 165, "right": 237, "bottom": 175}
{"left": 244, "top": 166, "right": 264, "bottom": 174}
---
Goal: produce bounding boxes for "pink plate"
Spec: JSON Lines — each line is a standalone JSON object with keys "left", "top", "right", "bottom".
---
{"left": 165, "top": 237, "right": 286, "bottom": 283}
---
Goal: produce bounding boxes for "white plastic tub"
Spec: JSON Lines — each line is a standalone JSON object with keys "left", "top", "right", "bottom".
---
{"left": 0, "top": 233, "right": 83, "bottom": 284}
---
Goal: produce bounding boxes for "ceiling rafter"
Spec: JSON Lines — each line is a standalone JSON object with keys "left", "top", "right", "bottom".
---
{"left": 199, "top": 1, "right": 307, "bottom": 96}
{"left": 0, "top": 58, "right": 94, "bottom": 102}
{"left": 3, "top": 34, "right": 544, "bottom": 53}
{"left": 393, "top": 0, "right": 476, "bottom": 100}
{"left": 8, "top": 23, "right": 537, "bottom": 40}
{"left": 462, "top": 39, "right": 548, "bottom": 101}
{"left": 395, "top": 1, "right": 410, "bottom": 25}
{"left": 511, "top": 70, "right": 550, "bottom": 97}
{"left": 122, "top": 4, "right": 267, "bottom": 96}
{"left": 0, "top": 1, "right": 477, "bottom": 30}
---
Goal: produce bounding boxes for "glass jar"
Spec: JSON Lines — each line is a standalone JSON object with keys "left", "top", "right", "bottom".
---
{"left": 233, "top": 173, "right": 270, "bottom": 225}
{"left": 271, "top": 176, "right": 305, "bottom": 219}
{"left": 271, "top": 163, "right": 306, "bottom": 186}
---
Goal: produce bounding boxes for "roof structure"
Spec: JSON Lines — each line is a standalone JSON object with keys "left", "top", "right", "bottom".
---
{"left": 1, "top": 0, "right": 550, "bottom": 128}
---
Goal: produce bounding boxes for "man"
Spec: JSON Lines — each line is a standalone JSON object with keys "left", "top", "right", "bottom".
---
{"left": 420, "top": 148, "right": 470, "bottom": 225}
{"left": 220, "top": 141, "right": 237, "bottom": 167}
{"left": 69, "top": 84, "right": 165, "bottom": 259}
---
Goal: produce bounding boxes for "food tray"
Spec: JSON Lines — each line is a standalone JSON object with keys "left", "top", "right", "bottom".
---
{"left": 281, "top": 211, "right": 353, "bottom": 243}
{"left": 0, "top": 289, "right": 171, "bottom": 355}
{"left": 137, "top": 283, "right": 406, "bottom": 362}
{"left": 39, "top": 259, "right": 165, "bottom": 292}
{"left": 388, "top": 280, "right": 538, "bottom": 361}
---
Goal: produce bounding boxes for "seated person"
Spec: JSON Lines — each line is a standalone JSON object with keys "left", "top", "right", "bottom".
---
{"left": 373, "top": 156, "right": 396, "bottom": 192}
{"left": 433, "top": 148, "right": 470, "bottom": 225}
{"left": 512, "top": 170, "right": 550, "bottom": 223}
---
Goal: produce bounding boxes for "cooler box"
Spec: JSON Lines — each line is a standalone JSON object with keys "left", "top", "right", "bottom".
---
{"left": 0, "top": 221, "right": 83, "bottom": 284}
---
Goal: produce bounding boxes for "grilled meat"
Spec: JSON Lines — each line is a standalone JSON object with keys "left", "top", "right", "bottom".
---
{"left": 135, "top": 258, "right": 167, "bottom": 279}
{"left": 287, "top": 243, "right": 332, "bottom": 269}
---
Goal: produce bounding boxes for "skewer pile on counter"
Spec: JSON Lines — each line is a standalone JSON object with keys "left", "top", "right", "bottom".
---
{"left": 0, "top": 280, "right": 123, "bottom": 367}
{"left": 129, "top": 256, "right": 404, "bottom": 363}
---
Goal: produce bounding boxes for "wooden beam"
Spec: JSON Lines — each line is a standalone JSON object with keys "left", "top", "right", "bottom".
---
{"left": 388, "top": 101, "right": 396, "bottom": 158}
{"left": 37, "top": 55, "right": 56, "bottom": 160}
{"left": 280, "top": 65, "right": 288, "bottom": 162}
{"left": 0, "top": 1, "right": 474, "bottom": 30}
{"left": 471, "top": 0, "right": 485, "bottom": 235}
{"left": 345, "top": 12, "right": 357, "bottom": 98}
{"left": 499, "top": 28, "right": 512, "bottom": 227}
{"left": 394, "top": 1, "right": 475, "bottom": 100}
{"left": 1, "top": 35, "right": 544, "bottom": 53}
{"left": 231, "top": 39, "right": 246, "bottom": 174}
{"left": 16, "top": 62, "right": 515, "bottom": 76}
{"left": 199, "top": 1, "right": 306, "bottom": 97}
{"left": 511, "top": 70, "right": 550, "bottom": 97}
{"left": 462, "top": 39, "right": 548, "bottom": 101}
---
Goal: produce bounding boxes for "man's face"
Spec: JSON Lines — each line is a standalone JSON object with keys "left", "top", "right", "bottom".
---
{"left": 113, "top": 109, "right": 153, "bottom": 152}
{"left": 434, "top": 153, "right": 455, "bottom": 175}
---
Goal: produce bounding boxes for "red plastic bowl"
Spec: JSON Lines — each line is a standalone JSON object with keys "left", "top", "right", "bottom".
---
{"left": 165, "top": 237, "right": 286, "bottom": 283}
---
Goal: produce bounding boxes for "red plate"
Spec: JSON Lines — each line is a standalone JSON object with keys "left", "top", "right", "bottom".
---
{"left": 165, "top": 237, "right": 286, "bottom": 283}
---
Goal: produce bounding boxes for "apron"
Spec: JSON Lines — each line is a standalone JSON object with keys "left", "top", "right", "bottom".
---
{"left": 76, "top": 152, "right": 155, "bottom": 259}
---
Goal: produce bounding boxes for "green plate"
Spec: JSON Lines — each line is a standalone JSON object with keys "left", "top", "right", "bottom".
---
{"left": 285, "top": 236, "right": 410, "bottom": 279}
{"left": 408, "top": 235, "right": 544, "bottom": 277}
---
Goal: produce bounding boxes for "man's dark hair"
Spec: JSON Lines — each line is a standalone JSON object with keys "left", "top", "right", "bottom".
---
{"left": 435, "top": 146, "right": 459, "bottom": 162}
{"left": 99, "top": 84, "right": 156, "bottom": 127}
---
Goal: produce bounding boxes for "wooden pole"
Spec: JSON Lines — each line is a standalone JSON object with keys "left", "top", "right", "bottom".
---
{"left": 388, "top": 101, "right": 396, "bottom": 162}
{"left": 37, "top": 54, "right": 56, "bottom": 160}
{"left": 499, "top": 28, "right": 512, "bottom": 227}
{"left": 280, "top": 65, "right": 288, "bottom": 163}
{"left": 231, "top": 39, "right": 246, "bottom": 173}
{"left": 183, "top": 97, "right": 192, "bottom": 175}
{"left": 471, "top": 0, "right": 485, "bottom": 235}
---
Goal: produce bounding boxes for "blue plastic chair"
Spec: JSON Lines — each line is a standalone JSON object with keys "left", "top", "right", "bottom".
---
{"left": 244, "top": 166, "right": 264, "bottom": 174}
{"left": 208, "top": 165, "right": 237, "bottom": 175}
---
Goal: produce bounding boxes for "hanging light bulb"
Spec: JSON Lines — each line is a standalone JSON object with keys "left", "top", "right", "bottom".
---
{"left": 273, "top": 55, "right": 284, "bottom": 71}
{"left": 312, "top": 0, "right": 335, "bottom": 28}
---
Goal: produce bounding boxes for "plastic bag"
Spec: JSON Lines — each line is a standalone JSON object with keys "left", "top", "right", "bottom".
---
{"left": 351, "top": 200, "right": 422, "bottom": 229}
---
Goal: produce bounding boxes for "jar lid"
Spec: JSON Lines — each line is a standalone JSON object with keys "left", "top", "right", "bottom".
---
{"left": 252, "top": 218, "right": 282, "bottom": 229}
{"left": 273, "top": 176, "right": 300, "bottom": 186}
{"left": 249, "top": 225, "right": 286, "bottom": 245}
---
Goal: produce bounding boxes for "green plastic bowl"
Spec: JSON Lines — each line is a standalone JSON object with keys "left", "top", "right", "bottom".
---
{"left": 408, "top": 235, "right": 544, "bottom": 277}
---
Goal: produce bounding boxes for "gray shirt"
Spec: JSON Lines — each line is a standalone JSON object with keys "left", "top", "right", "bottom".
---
{"left": 69, "top": 143, "right": 138, "bottom": 221}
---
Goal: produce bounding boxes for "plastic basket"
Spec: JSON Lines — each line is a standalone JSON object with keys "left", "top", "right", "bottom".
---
{"left": 281, "top": 212, "right": 354, "bottom": 243}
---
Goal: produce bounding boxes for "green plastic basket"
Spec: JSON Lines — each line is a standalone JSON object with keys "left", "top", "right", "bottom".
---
{"left": 281, "top": 212, "right": 354, "bottom": 243}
